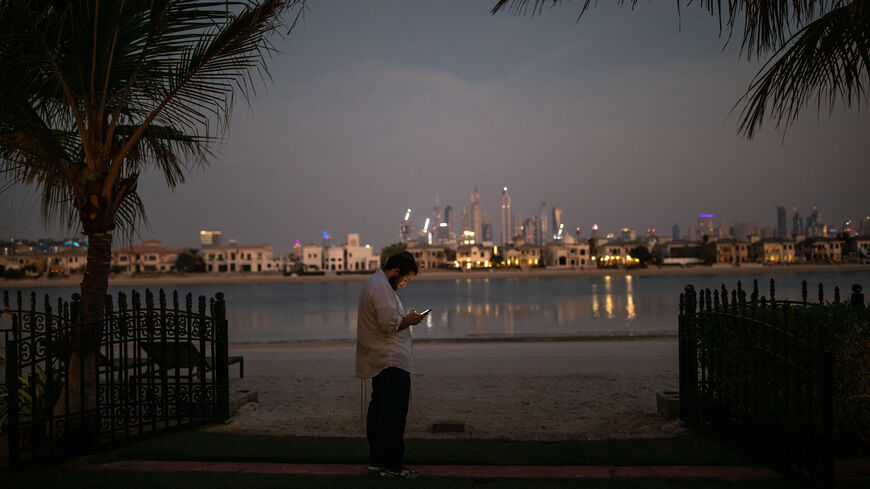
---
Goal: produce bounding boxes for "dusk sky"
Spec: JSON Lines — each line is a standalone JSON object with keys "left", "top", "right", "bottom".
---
{"left": 3, "top": 1, "right": 868, "bottom": 252}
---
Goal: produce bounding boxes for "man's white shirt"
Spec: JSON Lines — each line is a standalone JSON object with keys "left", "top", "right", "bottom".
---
{"left": 355, "top": 269, "right": 414, "bottom": 379}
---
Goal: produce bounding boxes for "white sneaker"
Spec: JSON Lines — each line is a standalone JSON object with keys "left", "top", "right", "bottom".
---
{"left": 380, "top": 466, "right": 422, "bottom": 478}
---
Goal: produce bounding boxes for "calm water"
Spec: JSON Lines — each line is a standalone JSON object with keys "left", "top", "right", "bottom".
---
{"left": 7, "top": 270, "right": 870, "bottom": 343}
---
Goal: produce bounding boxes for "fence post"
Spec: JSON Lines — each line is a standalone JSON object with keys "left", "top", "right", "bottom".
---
{"left": 679, "top": 285, "right": 697, "bottom": 424}
{"left": 6, "top": 337, "right": 19, "bottom": 467}
{"left": 851, "top": 284, "right": 864, "bottom": 308}
{"left": 214, "top": 292, "right": 229, "bottom": 421}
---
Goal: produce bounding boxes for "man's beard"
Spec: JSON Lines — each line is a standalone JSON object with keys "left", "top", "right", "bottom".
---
{"left": 388, "top": 274, "right": 400, "bottom": 291}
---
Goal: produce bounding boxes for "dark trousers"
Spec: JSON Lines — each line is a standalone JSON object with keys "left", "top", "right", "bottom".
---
{"left": 367, "top": 367, "right": 410, "bottom": 469}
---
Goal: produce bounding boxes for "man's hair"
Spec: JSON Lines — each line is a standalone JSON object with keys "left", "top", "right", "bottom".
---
{"left": 383, "top": 251, "right": 418, "bottom": 276}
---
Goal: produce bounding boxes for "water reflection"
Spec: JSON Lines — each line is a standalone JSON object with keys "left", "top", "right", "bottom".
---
{"left": 11, "top": 270, "right": 870, "bottom": 342}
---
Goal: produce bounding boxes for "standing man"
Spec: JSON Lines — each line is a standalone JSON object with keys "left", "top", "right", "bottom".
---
{"left": 356, "top": 251, "right": 425, "bottom": 478}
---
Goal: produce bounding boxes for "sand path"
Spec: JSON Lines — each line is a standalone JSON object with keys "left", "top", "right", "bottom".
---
{"left": 209, "top": 339, "right": 683, "bottom": 438}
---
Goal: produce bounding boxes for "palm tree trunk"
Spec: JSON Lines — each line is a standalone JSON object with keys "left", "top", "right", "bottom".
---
{"left": 54, "top": 216, "right": 114, "bottom": 433}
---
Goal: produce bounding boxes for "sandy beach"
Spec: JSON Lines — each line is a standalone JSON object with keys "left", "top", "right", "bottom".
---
{"left": 3, "top": 263, "right": 868, "bottom": 289}
{"left": 209, "top": 339, "right": 683, "bottom": 438}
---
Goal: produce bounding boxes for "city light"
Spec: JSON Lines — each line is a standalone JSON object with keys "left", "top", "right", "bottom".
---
{"left": 404, "top": 209, "right": 411, "bottom": 221}
{"left": 593, "top": 224, "right": 599, "bottom": 230}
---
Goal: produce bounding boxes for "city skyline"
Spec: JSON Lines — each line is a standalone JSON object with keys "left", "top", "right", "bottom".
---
{"left": 2, "top": 1, "right": 868, "bottom": 252}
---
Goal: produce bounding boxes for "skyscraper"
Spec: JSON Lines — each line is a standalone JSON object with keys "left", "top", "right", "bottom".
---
{"left": 551, "top": 205, "right": 563, "bottom": 240}
{"left": 500, "top": 186, "right": 512, "bottom": 245}
{"left": 698, "top": 214, "right": 715, "bottom": 239}
{"left": 861, "top": 215, "right": 870, "bottom": 235}
{"left": 538, "top": 202, "right": 549, "bottom": 245}
{"left": 524, "top": 216, "right": 538, "bottom": 244}
{"left": 672, "top": 224, "right": 680, "bottom": 240}
{"left": 471, "top": 186, "right": 482, "bottom": 243}
{"left": 792, "top": 207, "right": 804, "bottom": 237}
{"left": 460, "top": 207, "right": 469, "bottom": 235}
{"left": 776, "top": 206, "right": 787, "bottom": 238}
{"left": 513, "top": 213, "right": 523, "bottom": 242}
{"left": 200, "top": 230, "right": 222, "bottom": 248}
{"left": 482, "top": 214, "right": 493, "bottom": 243}
{"left": 432, "top": 196, "right": 442, "bottom": 234}
{"left": 444, "top": 205, "right": 454, "bottom": 241}
{"left": 399, "top": 209, "right": 414, "bottom": 242}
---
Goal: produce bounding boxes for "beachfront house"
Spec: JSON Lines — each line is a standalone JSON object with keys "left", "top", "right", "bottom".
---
{"left": 710, "top": 239, "right": 750, "bottom": 265}
{"left": 456, "top": 244, "right": 493, "bottom": 269}
{"left": 595, "top": 240, "right": 644, "bottom": 266}
{"left": 545, "top": 240, "right": 591, "bottom": 268}
{"left": 749, "top": 238, "right": 795, "bottom": 264}
{"left": 323, "top": 246, "right": 346, "bottom": 272}
{"left": 503, "top": 244, "right": 545, "bottom": 268}
{"left": 343, "top": 233, "right": 380, "bottom": 272}
{"left": 47, "top": 246, "right": 88, "bottom": 275}
{"left": 846, "top": 235, "right": 870, "bottom": 261}
{"left": 113, "top": 239, "right": 179, "bottom": 273}
{"left": 0, "top": 248, "right": 46, "bottom": 276}
{"left": 407, "top": 243, "right": 448, "bottom": 271}
{"left": 796, "top": 236, "right": 846, "bottom": 263}
{"left": 299, "top": 244, "right": 323, "bottom": 272}
{"left": 654, "top": 239, "right": 704, "bottom": 266}
{"left": 202, "top": 243, "right": 280, "bottom": 273}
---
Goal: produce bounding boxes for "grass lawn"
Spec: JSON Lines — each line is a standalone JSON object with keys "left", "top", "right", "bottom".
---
{"left": 3, "top": 429, "right": 867, "bottom": 488}
{"left": 4, "top": 469, "right": 870, "bottom": 489}
{"left": 74, "top": 430, "right": 751, "bottom": 466}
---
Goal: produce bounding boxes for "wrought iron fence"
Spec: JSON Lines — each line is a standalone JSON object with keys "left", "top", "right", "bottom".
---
{"left": 679, "top": 279, "right": 868, "bottom": 486}
{"left": 0, "top": 289, "right": 229, "bottom": 467}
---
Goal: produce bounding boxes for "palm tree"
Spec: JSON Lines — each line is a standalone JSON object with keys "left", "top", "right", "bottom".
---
{"left": 0, "top": 0, "right": 303, "bottom": 416}
{"left": 491, "top": 1, "right": 870, "bottom": 138}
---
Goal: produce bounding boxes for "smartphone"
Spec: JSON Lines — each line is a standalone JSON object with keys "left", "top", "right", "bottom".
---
{"left": 420, "top": 308, "right": 432, "bottom": 316}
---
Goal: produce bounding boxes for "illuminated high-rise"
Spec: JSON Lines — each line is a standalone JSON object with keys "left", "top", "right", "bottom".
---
{"left": 399, "top": 209, "right": 414, "bottom": 242}
{"left": 471, "top": 186, "right": 482, "bottom": 243}
{"left": 698, "top": 214, "right": 715, "bottom": 239}
{"left": 551, "top": 205, "right": 563, "bottom": 239}
{"left": 501, "top": 186, "right": 512, "bottom": 245}
{"left": 200, "top": 230, "right": 222, "bottom": 248}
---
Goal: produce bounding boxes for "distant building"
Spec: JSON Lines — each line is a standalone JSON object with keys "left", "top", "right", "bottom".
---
{"left": 513, "top": 213, "right": 524, "bottom": 242}
{"left": 482, "top": 214, "right": 493, "bottom": 244}
{"left": 202, "top": 243, "right": 280, "bottom": 273}
{"left": 48, "top": 247, "right": 88, "bottom": 275}
{"left": 551, "top": 205, "right": 563, "bottom": 240}
{"left": 792, "top": 207, "right": 804, "bottom": 237}
{"left": 846, "top": 235, "right": 870, "bottom": 260}
{"left": 503, "top": 244, "right": 545, "bottom": 268}
{"left": 776, "top": 206, "right": 787, "bottom": 239}
{"left": 343, "top": 233, "right": 380, "bottom": 272}
{"left": 407, "top": 243, "right": 448, "bottom": 271}
{"left": 710, "top": 239, "right": 749, "bottom": 265}
{"left": 860, "top": 216, "right": 870, "bottom": 235}
{"left": 717, "top": 221, "right": 731, "bottom": 239}
{"left": 687, "top": 225, "right": 699, "bottom": 242}
{"left": 698, "top": 214, "right": 715, "bottom": 240}
{"left": 199, "top": 230, "right": 222, "bottom": 248}
{"left": 671, "top": 224, "right": 680, "bottom": 240}
{"left": 501, "top": 187, "right": 512, "bottom": 245}
{"left": 399, "top": 209, "right": 414, "bottom": 243}
{"left": 300, "top": 244, "right": 323, "bottom": 272}
{"left": 545, "top": 241, "right": 590, "bottom": 268}
{"left": 749, "top": 238, "right": 795, "bottom": 264}
{"left": 523, "top": 216, "right": 538, "bottom": 245}
{"left": 456, "top": 244, "right": 493, "bottom": 269}
{"left": 471, "top": 186, "right": 482, "bottom": 243}
{"left": 113, "top": 239, "right": 179, "bottom": 273}
{"left": 797, "top": 236, "right": 845, "bottom": 263}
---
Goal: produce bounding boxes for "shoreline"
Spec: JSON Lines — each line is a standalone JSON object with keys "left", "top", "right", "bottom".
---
{"left": 2, "top": 263, "right": 869, "bottom": 289}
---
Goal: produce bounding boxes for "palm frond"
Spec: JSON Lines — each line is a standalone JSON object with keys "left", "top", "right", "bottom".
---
{"left": 736, "top": 3, "right": 870, "bottom": 138}
{"left": 491, "top": 1, "right": 853, "bottom": 57}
